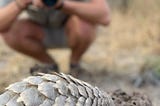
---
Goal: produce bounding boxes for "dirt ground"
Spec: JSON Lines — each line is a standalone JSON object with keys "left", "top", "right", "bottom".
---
{"left": 0, "top": 12, "right": 160, "bottom": 105}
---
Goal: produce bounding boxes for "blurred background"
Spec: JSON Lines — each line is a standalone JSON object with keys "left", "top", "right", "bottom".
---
{"left": 0, "top": 0, "right": 160, "bottom": 105}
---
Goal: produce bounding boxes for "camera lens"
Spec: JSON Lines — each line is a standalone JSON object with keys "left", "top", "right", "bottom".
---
{"left": 42, "top": 0, "right": 58, "bottom": 7}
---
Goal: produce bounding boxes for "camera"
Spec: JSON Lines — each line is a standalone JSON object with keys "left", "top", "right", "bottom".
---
{"left": 42, "top": 0, "right": 58, "bottom": 7}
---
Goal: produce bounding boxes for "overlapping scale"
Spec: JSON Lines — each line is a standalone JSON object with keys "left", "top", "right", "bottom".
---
{"left": 0, "top": 73, "right": 115, "bottom": 106}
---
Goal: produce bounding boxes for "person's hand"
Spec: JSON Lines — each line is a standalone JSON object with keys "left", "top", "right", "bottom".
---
{"left": 54, "top": 0, "right": 64, "bottom": 9}
{"left": 32, "top": 0, "right": 64, "bottom": 9}
{"left": 32, "top": 0, "right": 44, "bottom": 8}
{"left": 15, "top": 0, "right": 32, "bottom": 9}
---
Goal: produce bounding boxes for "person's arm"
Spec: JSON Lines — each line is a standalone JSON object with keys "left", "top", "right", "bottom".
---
{"left": 0, "top": 0, "right": 32, "bottom": 32}
{"left": 33, "top": 0, "right": 110, "bottom": 26}
{"left": 62, "top": 0, "right": 110, "bottom": 26}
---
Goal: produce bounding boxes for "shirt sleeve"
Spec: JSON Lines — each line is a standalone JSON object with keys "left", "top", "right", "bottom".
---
{"left": 0, "top": 0, "right": 13, "bottom": 7}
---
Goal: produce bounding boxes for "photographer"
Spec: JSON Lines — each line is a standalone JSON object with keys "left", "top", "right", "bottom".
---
{"left": 0, "top": 0, "right": 110, "bottom": 76}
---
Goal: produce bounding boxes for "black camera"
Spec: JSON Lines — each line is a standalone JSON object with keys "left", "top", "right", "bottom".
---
{"left": 42, "top": 0, "right": 58, "bottom": 7}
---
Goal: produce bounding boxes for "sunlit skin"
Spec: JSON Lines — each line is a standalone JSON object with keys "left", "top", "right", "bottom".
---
{"left": 0, "top": 0, "right": 110, "bottom": 67}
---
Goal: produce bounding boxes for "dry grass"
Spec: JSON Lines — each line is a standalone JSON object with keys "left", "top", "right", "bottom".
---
{"left": 83, "top": 0, "right": 160, "bottom": 72}
{"left": 0, "top": 0, "right": 160, "bottom": 90}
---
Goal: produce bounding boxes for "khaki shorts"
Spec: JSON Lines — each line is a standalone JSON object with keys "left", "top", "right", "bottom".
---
{"left": 21, "top": 6, "right": 69, "bottom": 48}
{"left": 43, "top": 27, "right": 68, "bottom": 48}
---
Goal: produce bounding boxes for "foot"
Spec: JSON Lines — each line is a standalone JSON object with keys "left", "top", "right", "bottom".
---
{"left": 69, "top": 63, "right": 91, "bottom": 78}
{"left": 30, "top": 64, "right": 59, "bottom": 76}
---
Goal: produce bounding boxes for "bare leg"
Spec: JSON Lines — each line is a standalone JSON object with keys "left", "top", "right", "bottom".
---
{"left": 1, "top": 20, "right": 55, "bottom": 64}
{"left": 65, "top": 15, "right": 96, "bottom": 65}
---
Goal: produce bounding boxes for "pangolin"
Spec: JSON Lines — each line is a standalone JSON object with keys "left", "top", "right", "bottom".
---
{"left": 0, "top": 72, "right": 152, "bottom": 106}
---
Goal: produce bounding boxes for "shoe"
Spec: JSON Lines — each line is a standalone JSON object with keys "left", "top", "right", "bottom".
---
{"left": 30, "top": 64, "right": 59, "bottom": 76}
{"left": 69, "top": 63, "right": 91, "bottom": 78}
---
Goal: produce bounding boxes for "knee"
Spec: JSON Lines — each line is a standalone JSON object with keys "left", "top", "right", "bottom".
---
{"left": 2, "top": 24, "right": 31, "bottom": 48}
{"left": 2, "top": 31, "right": 24, "bottom": 49}
{"left": 66, "top": 16, "right": 96, "bottom": 45}
{"left": 2, "top": 33, "right": 20, "bottom": 49}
